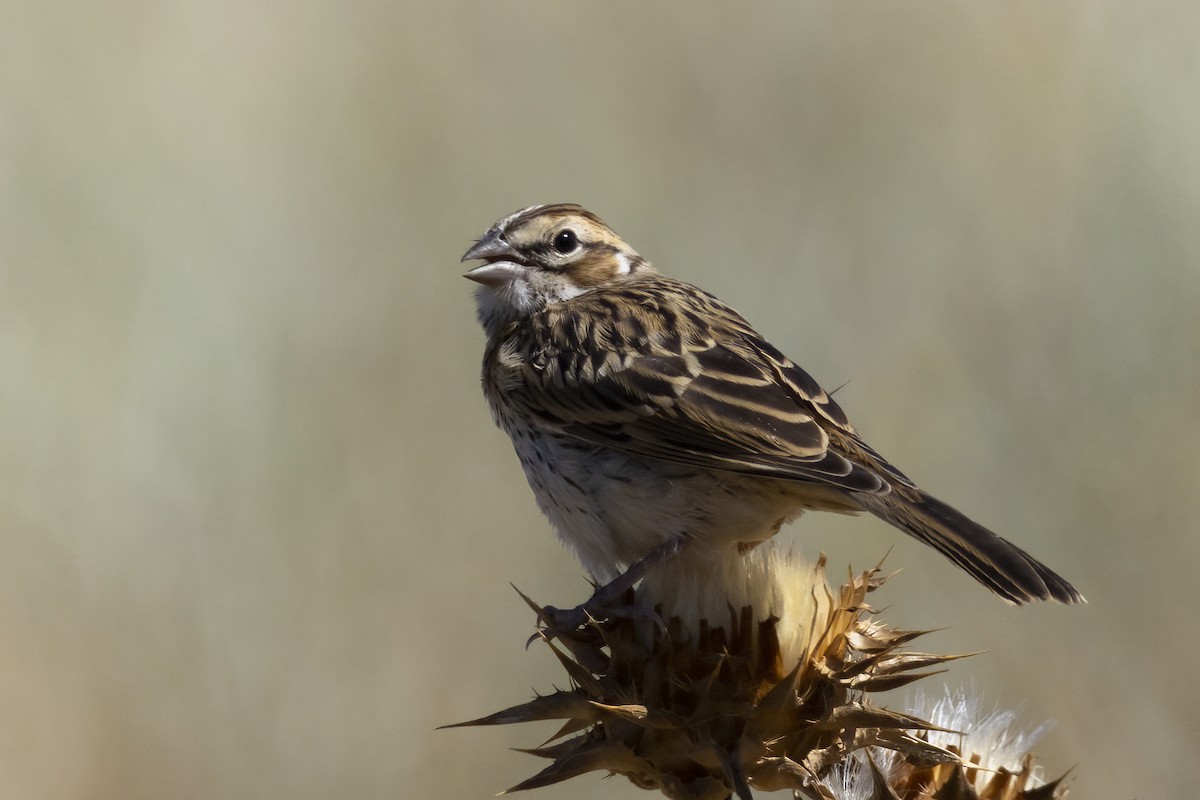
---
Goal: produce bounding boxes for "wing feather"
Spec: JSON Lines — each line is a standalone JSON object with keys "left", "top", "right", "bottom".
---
{"left": 489, "top": 278, "right": 890, "bottom": 494}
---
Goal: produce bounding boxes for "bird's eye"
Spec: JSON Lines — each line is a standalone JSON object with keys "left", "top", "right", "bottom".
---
{"left": 552, "top": 229, "right": 578, "bottom": 255}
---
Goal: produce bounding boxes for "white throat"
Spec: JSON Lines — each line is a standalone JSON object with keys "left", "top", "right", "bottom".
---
{"left": 474, "top": 273, "right": 591, "bottom": 336}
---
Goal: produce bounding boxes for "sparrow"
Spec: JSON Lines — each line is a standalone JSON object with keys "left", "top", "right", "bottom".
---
{"left": 462, "top": 204, "right": 1082, "bottom": 606}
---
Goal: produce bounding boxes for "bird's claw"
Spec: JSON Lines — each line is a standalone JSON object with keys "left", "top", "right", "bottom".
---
{"left": 524, "top": 538, "right": 687, "bottom": 643}
{"left": 541, "top": 603, "right": 590, "bottom": 634}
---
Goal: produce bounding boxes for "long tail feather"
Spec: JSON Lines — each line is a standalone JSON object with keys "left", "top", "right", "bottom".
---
{"left": 858, "top": 489, "right": 1084, "bottom": 605}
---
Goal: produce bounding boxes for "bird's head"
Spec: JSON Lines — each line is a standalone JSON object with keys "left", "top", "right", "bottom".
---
{"left": 462, "top": 204, "right": 650, "bottom": 334}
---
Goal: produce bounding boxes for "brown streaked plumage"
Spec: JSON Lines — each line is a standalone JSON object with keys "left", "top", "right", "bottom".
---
{"left": 463, "top": 204, "right": 1083, "bottom": 605}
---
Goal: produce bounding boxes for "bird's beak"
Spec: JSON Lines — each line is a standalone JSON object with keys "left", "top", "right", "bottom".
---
{"left": 462, "top": 233, "right": 527, "bottom": 287}
{"left": 461, "top": 232, "right": 512, "bottom": 263}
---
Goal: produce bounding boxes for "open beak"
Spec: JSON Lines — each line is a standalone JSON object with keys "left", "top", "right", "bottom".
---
{"left": 462, "top": 232, "right": 528, "bottom": 288}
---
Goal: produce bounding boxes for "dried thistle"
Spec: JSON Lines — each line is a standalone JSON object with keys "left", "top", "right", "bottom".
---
{"left": 819, "top": 689, "right": 1071, "bottom": 800}
{"left": 447, "top": 546, "right": 1020, "bottom": 799}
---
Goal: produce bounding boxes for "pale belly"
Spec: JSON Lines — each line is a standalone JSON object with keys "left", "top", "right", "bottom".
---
{"left": 507, "top": 427, "right": 807, "bottom": 583}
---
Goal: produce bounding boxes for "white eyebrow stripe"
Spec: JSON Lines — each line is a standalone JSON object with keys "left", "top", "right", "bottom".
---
{"left": 498, "top": 204, "right": 546, "bottom": 232}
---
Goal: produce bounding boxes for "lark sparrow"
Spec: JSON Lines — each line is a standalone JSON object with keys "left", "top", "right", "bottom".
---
{"left": 463, "top": 204, "right": 1082, "bottom": 606}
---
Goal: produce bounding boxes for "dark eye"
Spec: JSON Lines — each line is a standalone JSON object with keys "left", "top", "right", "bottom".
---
{"left": 552, "top": 229, "right": 578, "bottom": 254}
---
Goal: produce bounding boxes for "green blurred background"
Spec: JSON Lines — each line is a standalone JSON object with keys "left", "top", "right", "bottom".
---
{"left": 2, "top": 1, "right": 1197, "bottom": 797}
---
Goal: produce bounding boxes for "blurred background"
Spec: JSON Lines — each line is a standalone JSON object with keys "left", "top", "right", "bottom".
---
{"left": 2, "top": 1, "right": 1197, "bottom": 797}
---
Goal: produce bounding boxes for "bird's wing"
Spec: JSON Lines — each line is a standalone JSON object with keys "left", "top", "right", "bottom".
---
{"left": 496, "top": 281, "right": 910, "bottom": 494}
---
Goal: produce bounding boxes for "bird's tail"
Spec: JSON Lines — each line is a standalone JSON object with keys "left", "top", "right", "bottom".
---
{"left": 857, "top": 489, "right": 1084, "bottom": 605}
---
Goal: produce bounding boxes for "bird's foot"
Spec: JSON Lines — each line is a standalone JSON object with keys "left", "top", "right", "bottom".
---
{"left": 533, "top": 578, "right": 644, "bottom": 640}
{"left": 528, "top": 538, "right": 687, "bottom": 641}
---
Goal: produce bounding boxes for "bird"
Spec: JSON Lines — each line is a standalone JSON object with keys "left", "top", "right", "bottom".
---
{"left": 462, "top": 203, "right": 1083, "bottom": 607}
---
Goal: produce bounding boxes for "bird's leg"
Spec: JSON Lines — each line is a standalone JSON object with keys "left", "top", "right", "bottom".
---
{"left": 540, "top": 537, "right": 686, "bottom": 636}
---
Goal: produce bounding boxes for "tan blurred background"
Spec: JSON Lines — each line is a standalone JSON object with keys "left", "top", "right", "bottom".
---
{"left": 2, "top": 1, "right": 1197, "bottom": 797}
